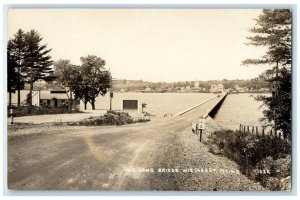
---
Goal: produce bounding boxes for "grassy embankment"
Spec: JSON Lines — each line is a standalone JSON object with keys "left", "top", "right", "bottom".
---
{"left": 206, "top": 130, "right": 291, "bottom": 191}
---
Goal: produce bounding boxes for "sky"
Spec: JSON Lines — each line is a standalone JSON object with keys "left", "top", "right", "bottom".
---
{"left": 7, "top": 8, "right": 270, "bottom": 82}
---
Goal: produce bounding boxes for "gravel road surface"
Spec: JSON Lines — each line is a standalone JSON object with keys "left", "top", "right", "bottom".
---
{"left": 7, "top": 96, "right": 265, "bottom": 191}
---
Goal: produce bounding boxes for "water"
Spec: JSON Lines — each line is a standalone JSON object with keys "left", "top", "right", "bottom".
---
{"left": 214, "top": 93, "right": 267, "bottom": 130}
{"left": 9, "top": 91, "right": 267, "bottom": 129}
{"left": 88, "top": 92, "right": 216, "bottom": 117}
{"left": 90, "top": 93, "right": 267, "bottom": 130}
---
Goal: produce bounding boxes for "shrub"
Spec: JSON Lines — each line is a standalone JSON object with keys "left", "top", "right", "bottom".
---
{"left": 69, "top": 111, "right": 149, "bottom": 126}
{"left": 207, "top": 130, "right": 291, "bottom": 190}
{"left": 8, "top": 106, "right": 82, "bottom": 117}
{"left": 209, "top": 130, "right": 290, "bottom": 168}
{"left": 254, "top": 155, "right": 291, "bottom": 191}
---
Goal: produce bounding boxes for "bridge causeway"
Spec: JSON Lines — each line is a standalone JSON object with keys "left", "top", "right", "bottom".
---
{"left": 202, "top": 92, "right": 228, "bottom": 119}
{"left": 177, "top": 92, "right": 228, "bottom": 119}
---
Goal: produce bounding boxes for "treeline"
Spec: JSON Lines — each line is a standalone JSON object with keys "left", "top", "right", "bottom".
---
{"left": 21, "top": 77, "right": 269, "bottom": 93}
{"left": 112, "top": 78, "right": 269, "bottom": 92}
{"left": 7, "top": 29, "right": 112, "bottom": 110}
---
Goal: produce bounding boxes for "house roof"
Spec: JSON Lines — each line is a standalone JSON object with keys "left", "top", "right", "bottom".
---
{"left": 39, "top": 90, "right": 70, "bottom": 100}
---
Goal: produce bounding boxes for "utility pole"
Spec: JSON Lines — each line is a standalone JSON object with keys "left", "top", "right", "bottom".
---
{"left": 109, "top": 77, "right": 116, "bottom": 111}
{"left": 109, "top": 91, "right": 113, "bottom": 110}
{"left": 109, "top": 75, "right": 113, "bottom": 111}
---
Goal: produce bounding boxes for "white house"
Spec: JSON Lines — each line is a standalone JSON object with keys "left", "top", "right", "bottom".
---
{"left": 217, "top": 84, "right": 224, "bottom": 92}
{"left": 209, "top": 84, "right": 224, "bottom": 93}
{"left": 32, "top": 89, "right": 80, "bottom": 110}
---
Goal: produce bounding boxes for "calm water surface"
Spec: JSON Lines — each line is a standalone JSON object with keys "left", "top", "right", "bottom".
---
{"left": 11, "top": 91, "right": 267, "bottom": 130}
{"left": 91, "top": 92, "right": 216, "bottom": 117}
{"left": 214, "top": 93, "right": 267, "bottom": 130}
{"left": 92, "top": 92, "right": 267, "bottom": 130}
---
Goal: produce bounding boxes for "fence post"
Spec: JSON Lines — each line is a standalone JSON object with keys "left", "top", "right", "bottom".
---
{"left": 240, "top": 124, "right": 242, "bottom": 131}
{"left": 270, "top": 129, "right": 273, "bottom": 137}
{"left": 262, "top": 127, "right": 265, "bottom": 135}
{"left": 252, "top": 126, "right": 254, "bottom": 134}
{"left": 247, "top": 126, "right": 249, "bottom": 133}
{"left": 199, "top": 129, "right": 203, "bottom": 142}
{"left": 9, "top": 107, "right": 14, "bottom": 125}
{"left": 256, "top": 126, "right": 258, "bottom": 134}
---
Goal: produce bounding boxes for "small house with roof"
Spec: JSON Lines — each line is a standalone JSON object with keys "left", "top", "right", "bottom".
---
{"left": 209, "top": 84, "right": 224, "bottom": 93}
{"left": 32, "top": 89, "right": 80, "bottom": 110}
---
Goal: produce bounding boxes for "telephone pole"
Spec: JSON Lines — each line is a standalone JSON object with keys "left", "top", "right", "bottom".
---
{"left": 109, "top": 77, "right": 116, "bottom": 111}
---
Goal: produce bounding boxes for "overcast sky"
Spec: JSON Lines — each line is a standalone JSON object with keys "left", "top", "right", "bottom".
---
{"left": 7, "top": 9, "right": 270, "bottom": 82}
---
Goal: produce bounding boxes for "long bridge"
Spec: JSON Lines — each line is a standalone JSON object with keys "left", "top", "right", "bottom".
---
{"left": 176, "top": 92, "right": 228, "bottom": 118}
{"left": 7, "top": 92, "right": 265, "bottom": 191}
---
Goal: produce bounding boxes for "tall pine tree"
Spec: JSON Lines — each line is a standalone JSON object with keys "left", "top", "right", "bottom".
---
{"left": 242, "top": 9, "right": 292, "bottom": 138}
{"left": 7, "top": 44, "right": 18, "bottom": 108}
{"left": 23, "top": 30, "right": 54, "bottom": 107}
{"left": 7, "top": 29, "right": 26, "bottom": 107}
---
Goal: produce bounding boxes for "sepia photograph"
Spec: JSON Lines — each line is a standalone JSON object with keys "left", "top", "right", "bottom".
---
{"left": 5, "top": 7, "right": 293, "bottom": 192}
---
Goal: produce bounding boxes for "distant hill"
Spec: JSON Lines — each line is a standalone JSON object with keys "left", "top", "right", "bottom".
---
{"left": 24, "top": 78, "right": 270, "bottom": 93}
{"left": 112, "top": 78, "right": 270, "bottom": 93}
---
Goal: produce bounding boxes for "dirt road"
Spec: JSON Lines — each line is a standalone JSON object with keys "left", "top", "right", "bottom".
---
{"left": 7, "top": 96, "right": 265, "bottom": 191}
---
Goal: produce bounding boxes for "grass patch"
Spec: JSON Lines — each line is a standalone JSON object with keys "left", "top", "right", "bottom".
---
{"left": 207, "top": 130, "right": 291, "bottom": 190}
{"left": 68, "top": 110, "right": 150, "bottom": 126}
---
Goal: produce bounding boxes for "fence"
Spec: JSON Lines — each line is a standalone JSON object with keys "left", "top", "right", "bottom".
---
{"left": 239, "top": 124, "right": 285, "bottom": 139}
